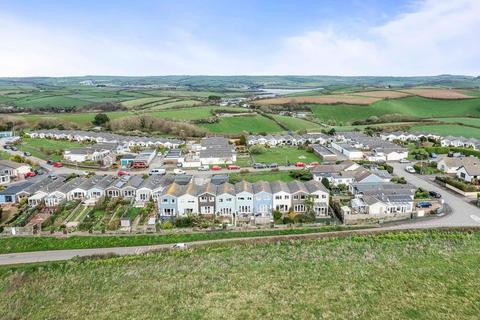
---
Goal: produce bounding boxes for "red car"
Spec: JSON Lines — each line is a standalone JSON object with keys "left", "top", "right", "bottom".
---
{"left": 117, "top": 170, "right": 129, "bottom": 177}
{"left": 227, "top": 165, "right": 240, "bottom": 170}
{"left": 211, "top": 165, "right": 222, "bottom": 171}
{"left": 52, "top": 162, "right": 63, "bottom": 168}
{"left": 295, "top": 162, "right": 306, "bottom": 167}
{"left": 25, "top": 171, "right": 36, "bottom": 178}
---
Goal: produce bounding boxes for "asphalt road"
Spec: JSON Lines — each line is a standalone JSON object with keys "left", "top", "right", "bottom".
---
{"left": 392, "top": 162, "right": 480, "bottom": 227}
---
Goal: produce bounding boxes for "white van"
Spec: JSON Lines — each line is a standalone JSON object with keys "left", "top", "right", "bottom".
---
{"left": 149, "top": 168, "right": 166, "bottom": 175}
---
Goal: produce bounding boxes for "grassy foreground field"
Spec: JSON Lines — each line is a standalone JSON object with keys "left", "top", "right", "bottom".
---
{"left": 0, "top": 226, "right": 344, "bottom": 254}
{"left": 1, "top": 230, "right": 479, "bottom": 319}
{"left": 252, "top": 147, "right": 321, "bottom": 164}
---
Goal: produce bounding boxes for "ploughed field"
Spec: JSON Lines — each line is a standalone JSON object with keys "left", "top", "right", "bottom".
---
{"left": 0, "top": 230, "right": 478, "bottom": 319}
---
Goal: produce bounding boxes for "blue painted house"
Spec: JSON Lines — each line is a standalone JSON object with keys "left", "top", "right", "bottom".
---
{"left": 0, "top": 182, "right": 33, "bottom": 204}
{"left": 252, "top": 181, "right": 273, "bottom": 217}
{"left": 158, "top": 183, "right": 181, "bottom": 218}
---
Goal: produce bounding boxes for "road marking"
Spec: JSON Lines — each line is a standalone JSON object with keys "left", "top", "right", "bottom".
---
{"left": 470, "top": 215, "right": 480, "bottom": 224}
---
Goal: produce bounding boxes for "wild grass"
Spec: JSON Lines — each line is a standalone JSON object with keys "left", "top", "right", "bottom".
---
{"left": 0, "top": 230, "right": 478, "bottom": 319}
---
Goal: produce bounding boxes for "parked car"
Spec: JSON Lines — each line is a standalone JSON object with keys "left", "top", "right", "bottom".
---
{"left": 34, "top": 169, "right": 44, "bottom": 175}
{"left": 430, "top": 153, "right": 438, "bottom": 159}
{"left": 176, "top": 162, "right": 183, "bottom": 168}
{"left": 253, "top": 163, "right": 266, "bottom": 169}
{"left": 23, "top": 151, "right": 31, "bottom": 157}
{"left": 132, "top": 162, "right": 147, "bottom": 169}
{"left": 399, "top": 158, "right": 410, "bottom": 163}
{"left": 211, "top": 165, "right": 222, "bottom": 171}
{"left": 268, "top": 163, "right": 278, "bottom": 169}
{"left": 174, "top": 169, "right": 186, "bottom": 175}
{"left": 198, "top": 165, "right": 209, "bottom": 171}
{"left": 429, "top": 191, "right": 442, "bottom": 198}
{"left": 48, "top": 174, "right": 58, "bottom": 180}
{"left": 227, "top": 165, "right": 240, "bottom": 170}
{"left": 405, "top": 166, "right": 416, "bottom": 174}
{"left": 309, "top": 161, "right": 320, "bottom": 166}
{"left": 2, "top": 145, "right": 9, "bottom": 150}
{"left": 416, "top": 201, "right": 432, "bottom": 208}
{"left": 52, "top": 162, "right": 63, "bottom": 168}
{"left": 117, "top": 170, "right": 129, "bottom": 177}
{"left": 11, "top": 146, "right": 18, "bottom": 151}
{"left": 46, "top": 160, "right": 53, "bottom": 165}
{"left": 25, "top": 171, "right": 36, "bottom": 178}
{"left": 149, "top": 168, "right": 166, "bottom": 175}
{"left": 295, "top": 162, "right": 306, "bottom": 167}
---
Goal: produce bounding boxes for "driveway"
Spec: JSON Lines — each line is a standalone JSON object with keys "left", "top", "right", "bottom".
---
{"left": 392, "top": 162, "right": 480, "bottom": 227}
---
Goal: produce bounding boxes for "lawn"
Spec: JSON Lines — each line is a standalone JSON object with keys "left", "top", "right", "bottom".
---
{"left": 19, "top": 137, "right": 88, "bottom": 161}
{"left": 0, "top": 230, "right": 479, "bottom": 319}
{"left": 229, "top": 170, "right": 295, "bottom": 183}
{"left": 252, "top": 147, "right": 321, "bottom": 165}
{"left": 271, "top": 115, "right": 322, "bottom": 131}
{"left": 200, "top": 115, "right": 284, "bottom": 134}
{"left": 149, "top": 105, "right": 223, "bottom": 120}
{"left": 0, "top": 226, "right": 346, "bottom": 254}
{"left": 310, "top": 96, "right": 480, "bottom": 124}
{"left": 409, "top": 124, "right": 480, "bottom": 139}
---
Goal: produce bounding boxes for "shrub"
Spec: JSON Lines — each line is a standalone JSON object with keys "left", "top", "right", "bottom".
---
{"left": 249, "top": 145, "right": 266, "bottom": 154}
{"left": 160, "top": 221, "right": 174, "bottom": 230}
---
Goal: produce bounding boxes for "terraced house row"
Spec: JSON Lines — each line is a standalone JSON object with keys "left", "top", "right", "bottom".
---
{"left": 27, "top": 129, "right": 183, "bottom": 149}
{"left": 0, "top": 174, "right": 330, "bottom": 218}
{"left": 158, "top": 179, "right": 330, "bottom": 218}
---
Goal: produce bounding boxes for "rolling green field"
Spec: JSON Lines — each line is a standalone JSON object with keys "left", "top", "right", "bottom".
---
{"left": 271, "top": 114, "right": 322, "bottom": 131}
{"left": 20, "top": 111, "right": 134, "bottom": 126}
{"left": 409, "top": 124, "right": 480, "bottom": 139}
{"left": 433, "top": 117, "right": 480, "bottom": 127}
{"left": 1, "top": 230, "right": 479, "bottom": 319}
{"left": 310, "top": 97, "right": 480, "bottom": 124}
{"left": 19, "top": 138, "right": 88, "bottom": 161}
{"left": 200, "top": 115, "right": 284, "bottom": 134}
{"left": 252, "top": 147, "right": 321, "bottom": 164}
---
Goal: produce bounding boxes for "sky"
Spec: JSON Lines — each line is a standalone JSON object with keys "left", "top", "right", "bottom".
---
{"left": 0, "top": 0, "right": 479, "bottom": 77}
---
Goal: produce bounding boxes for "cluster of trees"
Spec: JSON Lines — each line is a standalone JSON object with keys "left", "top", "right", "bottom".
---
{"left": 36, "top": 119, "right": 79, "bottom": 130}
{"left": 108, "top": 115, "right": 208, "bottom": 138}
{"left": 0, "top": 102, "right": 126, "bottom": 115}
{"left": 0, "top": 116, "right": 28, "bottom": 131}
{"left": 352, "top": 113, "right": 419, "bottom": 125}
{"left": 289, "top": 169, "right": 313, "bottom": 181}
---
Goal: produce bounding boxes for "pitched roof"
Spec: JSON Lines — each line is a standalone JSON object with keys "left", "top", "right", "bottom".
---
{"left": 252, "top": 181, "right": 272, "bottom": 194}
{"left": 269, "top": 181, "right": 290, "bottom": 194}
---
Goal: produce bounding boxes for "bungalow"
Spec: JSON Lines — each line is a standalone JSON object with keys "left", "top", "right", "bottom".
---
{"left": 330, "top": 142, "right": 363, "bottom": 160}
{"left": 0, "top": 181, "right": 33, "bottom": 204}
{"left": 63, "top": 144, "right": 114, "bottom": 165}
{"left": 215, "top": 182, "right": 236, "bottom": 216}
{"left": 28, "top": 178, "right": 65, "bottom": 207}
{"left": 44, "top": 178, "right": 85, "bottom": 207}
{"left": 252, "top": 181, "right": 273, "bottom": 217}
{"left": 0, "top": 160, "right": 32, "bottom": 179}
{"left": 270, "top": 181, "right": 291, "bottom": 213}
{"left": 198, "top": 137, "right": 236, "bottom": 165}
{"left": 311, "top": 144, "right": 337, "bottom": 162}
{"left": 121, "top": 175, "right": 144, "bottom": 198}
{"left": 457, "top": 163, "right": 480, "bottom": 183}
{"left": 135, "top": 175, "right": 163, "bottom": 204}
{"left": 437, "top": 156, "right": 480, "bottom": 174}
{"left": 234, "top": 181, "right": 254, "bottom": 216}
{"left": 86, "top": 175, "right": 115, "bottom": 200}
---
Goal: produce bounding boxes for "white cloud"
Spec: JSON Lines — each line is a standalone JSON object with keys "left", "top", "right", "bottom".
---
{"left": 0, "top": 0, "right": 479, "bottom": 76}
{"left": 266, "top": 0, "right": 480, "bottom": 76}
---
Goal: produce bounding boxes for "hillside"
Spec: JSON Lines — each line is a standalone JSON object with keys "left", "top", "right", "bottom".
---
{"left": 1, "top": 230, "right": 479, "bottom": 319}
